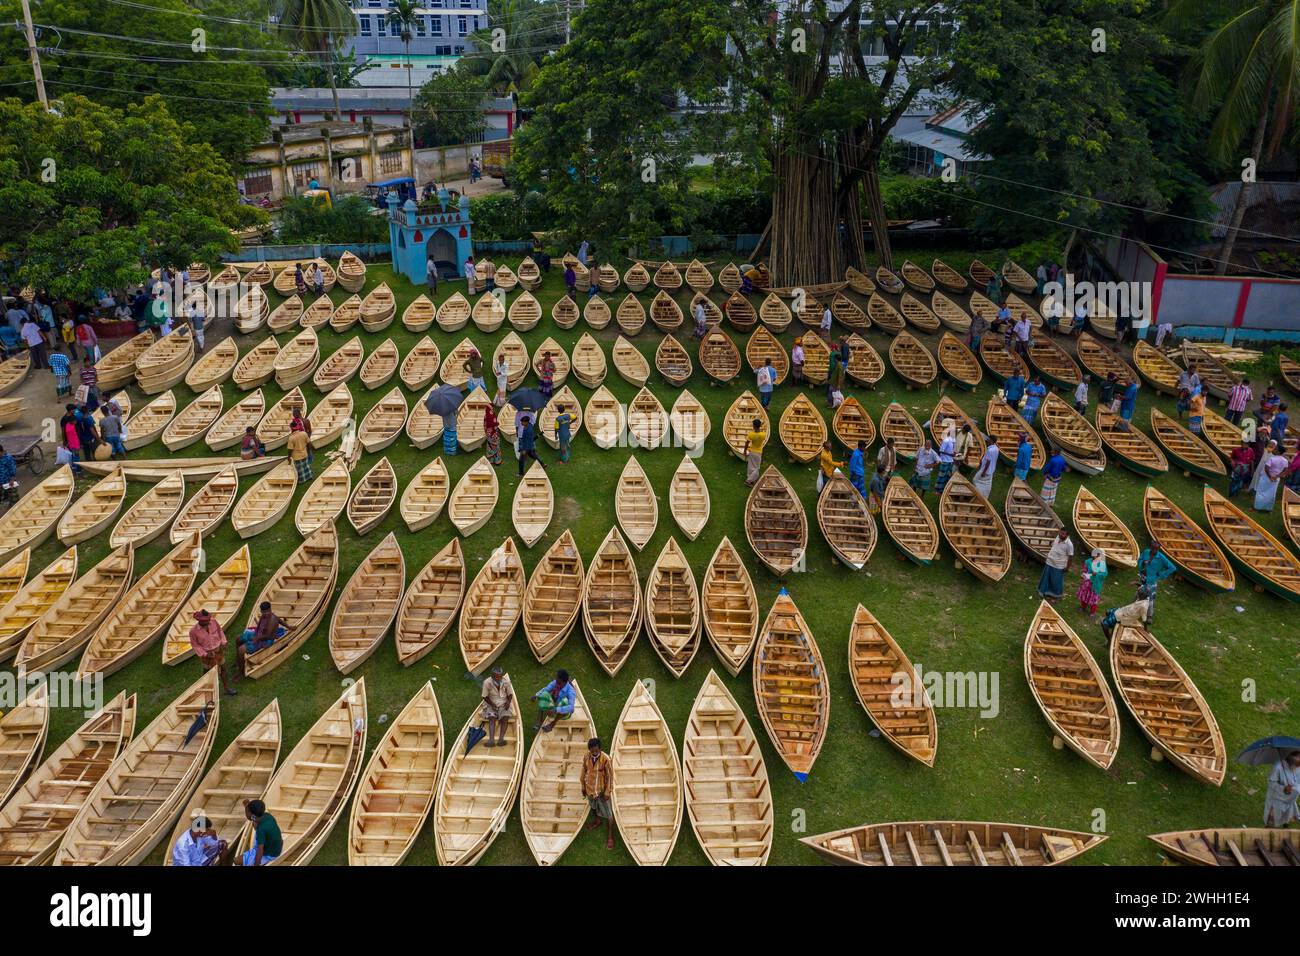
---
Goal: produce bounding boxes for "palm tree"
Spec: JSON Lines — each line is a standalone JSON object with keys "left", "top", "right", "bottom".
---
{"left": 1172, "top": 0, "right": 1300, "bottom": 273}
{"left": 277, "top": 0, "right": 358, "bottom": 120}
{"left": 464, "top": 0, "right": 560, "bottom": 94}
{"left": 386, "top": 0, "right": 421, "bottom": 129}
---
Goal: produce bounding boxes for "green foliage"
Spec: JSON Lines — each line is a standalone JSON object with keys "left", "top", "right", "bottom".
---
{"left": 879, "top": 174, "right": 977, "bottom": 226}
{"left": 276, "top": 194, "right": 390, "bottom": 244}
{"left": 275, "top": 47, "right": 376, "bottom": 89}
{"left": 462, "top": 0, "right": 563, "bottom": 93}
{"left": 414, "top": 69, "right": 489, "bottom": 147}
{"left": 0, "top": 94, "right": 260, "bottom": 300}
{"left": 469, "top": 190, "right": 554, "bottom": 241}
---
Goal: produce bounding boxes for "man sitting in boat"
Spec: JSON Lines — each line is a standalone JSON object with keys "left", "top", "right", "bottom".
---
{"left": 241, "top": 799, "right": 282, "bottom": 866}
{"left": 533, "top": 670, "right": 575, "bottom": 733}
{"left": 172, "top": 813, "right": 225, "bottom": 866}
{"left": 481, "top": 666, "right": 514, "bottom": 748}
{"left": 237, "top": 602, "right": 285, "bottom": 671}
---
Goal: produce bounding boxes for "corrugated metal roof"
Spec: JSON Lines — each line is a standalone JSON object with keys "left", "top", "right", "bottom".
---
{"left": 892, "top": 126, "right": 988, "bottom": 163}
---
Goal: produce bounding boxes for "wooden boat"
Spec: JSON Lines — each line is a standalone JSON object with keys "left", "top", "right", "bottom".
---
{"left": 0, "top": 396, "right": 24, "bottom": 428}
{"left": 584, "top": 295, "right": 613, "bottom": 331}
{"left": 1284, "top": 486, "right": 1300, "bottom": 552}
{"left": 1276, "top": 354, "right": 1300, "bottom": 396}
{"left": 622, "top": 262, "right": 650, "bottom": 292}
{"left": 1076, "top": 333, "right": 1136, "bottom": 386}
{"left": 267, "top": 293, "right": 305, "bottom": 334}
{"left": 1150, "top": 408, "right": 1226, "bottom": 480}
{"left": 627, "top": 387, "right": 669, "bottom": 450}
{"left": 1026, "top": 337, "right": 1081, "bottom": 390}
{"left": 898, "top": 293, "right": 939, "bottom": 334}
{"left": 928, "top": 258, "right": 967, "bottom": 294}
{"left": 723, "top": 391, "right": 768, "bottom": 459}
{"left": 550, "top": 294, "right": 578, "bottom": 330}
{"left": 744, "top": 326, "right": 789, "bottom": 385}
{"left": 1040, "top": 391, "right": 1102, "bottom": 458}
{"left": 161, "top": 544, "right": 251, "bottom": 665}
{"left": 888, "top": 332, "right": 937, "bottom": 389}
{"left": 323, "top": 293, "right": 359, "bottom": 333}
{"left": 491, "top": 332, "right": 529, "bottom": 391}
{"left": 395, "top": 538, "right": 464, "bottom": 666}
{"left": 615, "top": 455, "right": 658, "bottom": 550}
{"left": 570, "top": 332, "right": 606, "bottom": 389}
{"left": 135, "top": 328, "right": 194, "bottom": 394}
{"left": 309, "top": 382, "right": 352, "bottom": 448}
{"left": 231, "top": 335, "right": 280, "bottom": 390}
{"left": 1092, "top": 406, "right": 1167, "bottom": 477}
{"left": 0, "top": 548, "right": 76, "bottom": 662}
{"left": 931, "top": 292, "right": 971, "bottom": 334}
{"left": 301, "top": 294, "right": 335, "bottom": 330}
{"left": 0, "top": 351, "right": 30, "bottom": 398}
{"left": 346, "top": 456, "right": 396, "bottom": 535}
{"left": 613, "top": 336, "right": 650, "bottom": 386}
{"left": 493, "top": 262, "right": 519, "bottom": 292}
{"left": 447, "top": 456, "right": 499, "bottom": 537}
{"left": 655, "top": 333, "right": 693, "bottom": 386}
{"left": 359, "top": 338, "right": 399, "bottom": 390}
{"left": 867, "top": 293, "right": 906, "bottom": 334}
{"left": 643, "top": 537, "right": 700, "bottom": 677}
{"left": 583, "top": 526, "right": 642, "bottom": 676}
{"left": 879, "top": 401, "right": 923, "bottom": 460}
{"left": 668, "top": 455, "right": 710, "bottom": 541}
{"left": 434, "top": 687, "right": 522, "bottom": 866}
{"left": 997, "top": 258, "right": 1034, "bottom": 293}
{"left": 1143, "top": 486, "right": 1235, "bottom": 593}
{"left": 698, "top": 328, "right": 741, "bottom": 384}
{"left": 536, "top": 385, "right": 582, "bottom": 449}
{"left": 358, "top": 387, "right": 408, "bottom": 453}
{"left": 745, "top": 466, "right": 806, "bottom": 576}
{"left": 844, "top": 266, "right": 875, "bottom": 295}
{"left": 724, "top": 292, "right": 757, "bottom": 332}
{"left": 532, "top": 337, "right": 569, "bottom": 387}
{"left": 164, "top": 699, "right": 280, "bottom": 867}
{"left": 614, "top": 294, "right": 645, "bottom": 335}
{"left": 347, "top": 681, "right": 442, "bottom": 866}
{"left": 817, "top": 472, "right": 876, "bottom": 570}
{"left": 162, "top": 386, "right": 223, "bottom": 452}
{"left": 683, "top": 258, "right": 713, "bottom": 292}
{"left": 108, "top": 471, "right": 183, "bottom": 548}
{"left": 881, "top": 477, "right": 939, "bottom": 564}
{"left": 830, "top": 291, "right": 870, "bottom": 331}
{"left": 935, "top": 332, "right": 982, "bottom": 390}
{"left": 207, "top": 389, "right": 264, "bottom": 450}
{"left": 55, "top": 669, "right": 218, "bottom": 866}
{"left": 1181, "top": 344, "right": 1238, "bottom": 401}
{"left": 593, "top": 262, "right": 619, "bottom": 293}
{"left": 983, "top": 396, "right": 1044, "bottom": 470}
{"left": 844, "top": 333, "right": 885, "bottom": 387}
{"left": 522, "top": 530, "right": 583, "bottom": 664}
{"left": 512, "top": 460, "right": 553, "bottom": 547}
{"left": 690, "top": 537, "right": 758, "bottom": 679}
{"left": 208, "top": 264, "right": 240, "bottom": 291}
{"left": 758, "top": 292, "right": 792, "bottom": 331}
{"left": 0, "top": 464, "right": 72, "bottom": 564}
{"left": 81, "top": 455, "right": 281, "bottom": 483}
{"left": 753, "top": 590, "right": 828, "bottom": 780}
{"left": 716, "top": 262, "right": 742, "bottom": 294}
{"left": 184, "top": 337, "right": 238, "bottom": 392}
{"left": 396, "top": 293, "right": 435, "bottom": 334}
{"left": 800, "top": 333, "right": 831, "bottom": 385}
{"left": 874, "top": 265, "right": 904, "bottom": 295}
{"left": 13, "top": 545, "right": 129, "bottom": 675}
{"left": 238, "top": 680, "right": 366, "bottom": 866}
{"left": 242, "top": 523, "right": 338, "bottom": 679}
{"left": 336, "top": 250, "right": 367, "bottom": 292}
{"left": 939, "top": 474, "right": 1011, "bottom": 582}
{"left": 240, "top": 261, "right": 273, "bottom": 287}
{"left": 1111, "top": 624, "right": 1226, "bottom": 785}
{"left": 796, "top": 294, "right": 826, "bottom": 328}
{"left": 1133, "top": 340, "right": 1182, "bottom": 396}
{"left": 803, "top": 821, "right": 1105, "bottom": 867}
{"left": 0, "top": 549, "right": 26, "bottom": 618}
{"left": 846, "top": 605, "right": 936, "bottom": 766}
{"left": 978, "top": 335, "right": 1028, "bottom": 382}
{"left": 511, "top": 256, "right": 540, "bottom": 292}
{"left": 967, "top": 259, "right": 996, "bottom": 289}
{"left": 438, "top": 338, "right": 477, "bottom": 389}
{"left": 169, "top": 465, "right": 238, "bottom": 543}
{"left": 396, "top": 458, "right": 449, "bottom": 533}
{"left": 1067, "top": 487, "right": 1137, "bottom": 570}
{"left": 0, "top": 692, "right": 134, "bottom": 865}
{"left": 254, "top": 386, "right": 307, "bottom": 451}
{"left": 1149, "top": 828, "right": 1300, "bottom": 867}
{"left": 928, "top": 397, "right": 986, "bottom": 468}
{"left": 583, "top": 386, "right": 624, "bottom": 449}
{"left": 824, "top": 401, "right": 875, "bottom": 456}
{"left": 117, "top": 389, "right": 175, "bottom": 450}
{"left": 517, "top": 677, "right": 596, "bottom": 866}
{"left": 233, "top": 286, "right": 270, "bottom": 334}
{"left": 778, "top": 393, "right": 828, "bottom": 463}
{"left": 0, "top": 685, "right": 47, "bottom": 810}
{"left": 1203, "top": 485, "right": 1300, "bottom": 600}
{"left": 895, "top": 260, "right": 932, "bottom": 295}
{"left": 1198, "top": 406, "right": 1248, "bottom": 463}
{"left": 1023, "top": 601, "right": 1120, "bottom": 770}
{"left": 610, "top": 679, "right": 682, "bottom": 865}
{"left": 653, "top": 260, "right": 683, "bottom": 290}
{"left": 1004, "top": 477, "right": 1064, "bottom": 562}
{"left": 328, "top": 532, "right": 404, "bottom": 674}
{"left": 56, "top": 468, "right": 124, "bottom": 546}
{"left": 435, "top": 291, "right": 470, "bottom": 332}
{"left": 95, "top": 332, "right": 152, "bottom": 390}
{"left": 454, "top": 386, "right": 492, "bottom": 451}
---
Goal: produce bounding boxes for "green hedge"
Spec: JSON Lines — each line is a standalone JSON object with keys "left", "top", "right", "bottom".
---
{"left": 276, "top": 194, "right": 389, "bottom": 244}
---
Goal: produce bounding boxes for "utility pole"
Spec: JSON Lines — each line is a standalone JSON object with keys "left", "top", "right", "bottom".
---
{"left": 19, "top": 0, "right": 48, "bottom": 109}
{"left": 564, "top": 0, "right": 570, "bottom": 43}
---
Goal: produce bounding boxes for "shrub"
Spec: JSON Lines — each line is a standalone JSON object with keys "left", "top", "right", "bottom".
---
{"left": 275, "top": 194, "right": 389, "bottom": 244}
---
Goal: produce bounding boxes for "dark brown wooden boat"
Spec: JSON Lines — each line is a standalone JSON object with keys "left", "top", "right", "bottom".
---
{"left": 745, "top": 467, "right": 807, "bottom": 576}
{"left": 880, "top": 401, "right": 923, "bottom": 460}
{"left": 816, "top": 473, "right": 876, "bottom": 569}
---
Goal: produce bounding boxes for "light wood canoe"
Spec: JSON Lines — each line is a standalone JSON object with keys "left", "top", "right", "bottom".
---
{"left": 866, "top": 293, "right": 905, "bottom": 334}
{"left": 1198, "top": 406, "right": 1248, "bottom": 462}
{"left": 1112, "top": 624, "right": 1226, "bottom": 786}
{"left": 611, "top": 679, "right": 682, "bottom": 865}
{"left": 0, "top": 692, "right": 134, "bottom": 866}
{"left": 267, "top": 293, "right": 305, "bottom": 334}
{"left": 95, "top": 332, "right": 152, "bottom": 391}
{"left": 1203, "top": 485, "right": 1300, "bottom": 600}
{"left": 329, "top": 532, "right": 404, "bottom": 674}
{"left": 844, "top": 265, "right": 875, "bottom": 295}
{"left": 229, "top": 459, "right": 295, "bottom": 539}
{"left": 875, "top": 265, "right": 905, "bottom": 295}
{"left": 1284, "top": 486, "right": 1300, "bottom": 552}
{"left": 612, "top": 293, "right": 643, "bottom": 334}
{"left": 492, "top": 331, "right": 529, "bottom": 390}
{"left": 1004, "top": 477, "right": 1063, "bottom": 562}
{"left": 698, "top": 328, "right": 741, "bottom": 383}
{"left": 777, "top": 393, "right": 827, "bottom": 463}
{"left": 164, "top": 699, "right": 281, "bottom": 866}
{"left": 55, "top": 670, "right": 218, "bottom": 866}
{"left": 270, "top": 325, "right": 317, "bottom": 389}
{"left": 0, "top": 547, "right": 76, "bottom": 663}
{"left": 936, "top": 332, "right": 982, "bottom": 390}
{"left": 396, "top": 538, "right": 464, "bottom": 666}
{"left": 931, "top": 258, "right": 969, "bottom": 293}
{"left": 240, "top": 680, "right": 366, "bottom": 865}
{"left": 550, "top": 294, "right": 579, "bottom": 329}
{"left": 1280, "top": 354, "right": 1300, "bottom": 397}
{"left": 584, "top": 385, "right": 624, "bottom": 449}
{"left": 622, "top": 262, "right": 650, "bottom": 292}
{"left": 831, "top": 291, "right": 870, "bottom": 331}
{"left": 0, "top": 351, "right": 30, "bottom": 398}
{"left": 400, "top": 293, "right": 435, "bottom": 334}
{"left": 522, "top": 529, "right": 584, "bottom": 663}
{"left": 118, "top": 389, "right": 176, "bottom": 450}
{"left": 331, "top": 293, "right": 362, "bottom": 333}
{"left": 723, "top": 291, "right": 757, "bottom": 332}
{"left": 348, "top": 681, "right": 442, "bottom": 866}
{"left": 0, "top": 465, "right": 74, "bottom": 564}
{"left": 300, "top": 294, "right": 334, "bottom": 330}
{"left": 667, "top": 390, "right": 708, "bottom": 451}
{"left": 57, "top": 467, "right": 126, "bottom": 545}
{"left": 161, "top": 543, "right": 251, "bottom": 665}
{"left": 360, "top": 282, "right": 397, "bottom": 332}
{"left": 817, "top": 472, "right": 876, "bottom": 570}
{"left": 1024, "top": 601, "right": 1120, "bottom": 770}
{"left": 1041, "top": 391, "right": 1102, "bottom": 458}
{"left": 627, "top": 387, "right": 668, "bottom": 450}
{"left": 184, "top": 337, "right": 238, "bottom": 391}
{"left": 583, "top": 526, "right": 641, "bottom": 676}
{"left": 1143, "top": 486, "right": 1235, "bottom": 592}
{"left": 459, "top": 538, "right": 525, "bottom": 674}
{"left": 881, "top": 476, "right": 938, "bottom": 564}
{"left": 758, "top": 292, "right": 792, "bottom": 331}
{"left": 928, "top": 396, "right": 986, "bottom": 468}
{"left": 1150, "top": 408, "right": 1225, "bottom": 480}
{"left": 454, "top": 386, "right": 492, "bottom": 450}
{"left": 135, "top": 328, "right": 194, "bottom": 393}
{"left": 978, "top": 334, "right": 1028, "bottom": 382}
{"left": 1096, "top": 406, "right": 1168, "bottom": 477}
{"left": 684, "top": 258, "right": 713, "bottom": 292}
{"left": 612, "top": 336, "right": 650, "bottom": 387}
{"left": 802, "top": 820, "right": 1105, "bottom": 866}
{"left": 434, "top": 688, "right": 522, "bottom": 866}
{"left": 1181, "top": 344, "right": 1239, "bottom": 401}
{"left": 745, "top": 326, "right": 789, "bottom": 384}
{"left": 470, "top": 291, "right": 504, "bottom": 333}
{"left": 530, "top": 337, "right": 569, "bottom": 389}
{"left": 271, "top": 259, "right": 334, "bottom": 295}
{"left": 931, "top": 291, "right": 971, "bottom": 333}
{"left": 899, "top": 292, "right": 940, "bottom": 334}
{"left": 448, "top": 455, "right": 498, "bottom": 537}
{"left": 615, "top": 455, "right": 658, "bottom": 550}
{"left": 400, "top": 457, "right": 450, "bottom": 532}
{"left": 206, "top": 389, "right": 265, "bottom": 451}
{"left": 1149, "top": 828, "right": 1300, "bottom": 866}
{"left": 668, "top": 455, "right": 710, "bottom": 541}
{"left": 169, "top": 465, "right": 238, "bottom": 542}
{"left": 358, "top": 387, "right": 408, "bottom": 453}
{"left": 347, "top": 456, "right": 396, "bottom": 535}
{"left": 569, "top": 332, "right": 606, "bottom": 389}
{"left": 233, "top": 286, "right": 270, "bottom": 334}
{"left": 880, "top": 401, "right": 923, "bottom": 459}
{"left": 655, "top": 334, "right": 692, "bottom": 387}
{"left": 507, "top": 290, "right": 542, "bottom": 331}
{"left": 847, "top": 605, "right": 936, "bottom": 766}
{"left": 723, "top": 391, "right": 768, "bottom": 459}
{"left": 163, "top": 385, "right": 224, "bottom": 451}
{"left": 109, "top": 471, "right": 183, "bottom": 548}
{"left": 309, "top": 381, "right": 352, "bottom": 448}
{"left": 78, "top": 534, "right": 201, "bottom": 679}
{"left": 1026, "top": 336, "right": 1081, "bottom": 390}
{"left": 0, "top": 549, "right": 26, "bottom": 615}
{"left": 936, "top": 473, "right": 1010, "bottom": 581}
{"left": 512, "top": 460, "right": 553, "bottom": 547}
{"left": 520, "top": 678, "right": 595, "bottom": 865}
{"left": 497, "top": 263, "right": 521, "bottom": 291}
{"left": 653, "top": 260, "right": 683, "bottom": 291}
{"left": 753, "top": 590, "right": 828, "bottom": 780}
{"left": 644, "top": 537, "right": 700, "bottom": 677}
{"left": 0, "top": 684, "right": 47, "bottom": 809}
{"left": 242, "top": 523, "right": 338, "bottom": 679}
{"left": 242, "top": 261, "right": 273, "bottom": 287}
{"left": 1076, "top": 332, "right": 1136, "bottom": 386}
{"left": 832, "top": 396, "right": 876, "bottom": 449}
{"left": 358, "top": 338, "right": 399, "bottom": 390}
{"left": 799, "top": 333, "right": 831, "bottom": 385}
{"left": 254, "top": 386, "right": 308, "bottom": 451}
{"left": 1133, "top": 340, "right": 1182, "bottom": 396}
{"left": 232, "top": 336, "right": 280, "bottom": 390}
{"left": 434, "top": 291, "right": 470, "bottom": 333}
{"left": 1001, "top": 259, "right": 1036, "bottom": 293}
{"left": 405, "top": 387, "right": 444, "bottom": 450}
{"left": 1071, "top": 486, "right": 1139, "bottom": 568}
{"left": 985, "top": 396, "right": 1046, "bottom": 470}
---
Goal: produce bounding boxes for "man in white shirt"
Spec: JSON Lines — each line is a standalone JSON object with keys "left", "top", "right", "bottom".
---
{"left": 692, "top": 300, "right": 708, "bottom": 339}
{"left": 1037, "top": 528, "right": 1074, "bottom": 602}
{"left": 1012, "top": 315, "right": 1032, "bottom": 356}
{"left": 171, "top": 815, "right": 225, "bottom": 866}
{"left": 1073, "top": 376, "right": 1089, "bottom": 413}
{"left": 20, "top": 317, "right": 46, "bottom": 368}
{"left": 820, "top": 305, "right": 832, "bottom": 335}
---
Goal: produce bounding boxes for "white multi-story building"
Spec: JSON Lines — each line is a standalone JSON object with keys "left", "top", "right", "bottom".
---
{"left": 344, "top": 0, "right": 489, "bottom": 87}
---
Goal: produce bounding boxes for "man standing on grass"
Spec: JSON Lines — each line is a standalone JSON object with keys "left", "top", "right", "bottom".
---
{"left": 756, "top": 360, "right": 774, "bottom": 408}
{"left": 581, "top": 737, "right": 616, "bottom": 851}
{"left": 1037, "top": 528, "right": 1074, "bottom": 603}
{"left": 1227, "top": 378, "right": 1252, "bottom": 426}
{"left": 910, "top": 438, "right": 940, "bottom": 496}
{"left": 287, "top": 425, "right": 311, "bottom": 483}
{"left": 744, "top": 418, "right": 765, "bottom": 485}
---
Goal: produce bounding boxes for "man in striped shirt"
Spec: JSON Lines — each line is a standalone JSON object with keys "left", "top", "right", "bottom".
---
{"left": 1227, "top": 378, "right": 1253, "bottom": 425}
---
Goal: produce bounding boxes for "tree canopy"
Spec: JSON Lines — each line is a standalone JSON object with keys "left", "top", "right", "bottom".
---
{"left": 414, "top": 68, "right": 490, "bottom": 147}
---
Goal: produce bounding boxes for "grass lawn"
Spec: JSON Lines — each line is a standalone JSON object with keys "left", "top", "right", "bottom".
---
{"left": 18, "top": 249, "right": 1300, "bottom": 866}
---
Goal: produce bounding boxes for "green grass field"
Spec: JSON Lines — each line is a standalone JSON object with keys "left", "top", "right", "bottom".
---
{"left": 16, "top": 249, "right": 1300, "bottom": 866}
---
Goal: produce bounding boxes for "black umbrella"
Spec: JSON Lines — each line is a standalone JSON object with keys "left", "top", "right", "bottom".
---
{"left": 183, "top": 703, "right": 214, "bottom": 748}
{"left": 1236, "top": 735, "right": 1300, "bottom": 766}
{"left": 507, "top": 387, "right": 550, "bottom": 411}
{"left": 424, "top": 384, "right": 465, "bottom": 417}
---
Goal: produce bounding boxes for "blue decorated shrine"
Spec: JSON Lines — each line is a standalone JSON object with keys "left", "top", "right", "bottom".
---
{"left": 386, "top": 189, "right": 473, "bottom": 284}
